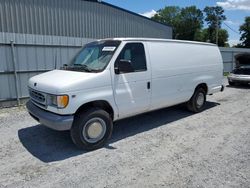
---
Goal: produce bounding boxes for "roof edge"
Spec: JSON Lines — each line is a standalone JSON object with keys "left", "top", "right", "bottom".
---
{"left": 99, "top": 37, "right": 217, "bottom": 46}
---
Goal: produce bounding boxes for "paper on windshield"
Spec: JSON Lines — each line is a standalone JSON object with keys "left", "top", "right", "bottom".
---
{"left": 102, "top": 46, "right": 116, "bottom": 52}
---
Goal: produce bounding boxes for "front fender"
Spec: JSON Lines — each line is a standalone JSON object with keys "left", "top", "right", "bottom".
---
{"left": 57, "top": 86, "right": 119, "bottom": 120}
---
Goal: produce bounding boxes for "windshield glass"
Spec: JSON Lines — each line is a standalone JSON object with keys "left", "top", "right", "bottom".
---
{"left": 65, "top": 40, "right": 121, "bottom": 73}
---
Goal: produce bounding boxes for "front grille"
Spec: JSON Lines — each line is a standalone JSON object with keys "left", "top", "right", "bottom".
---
{"left": 29, "top": 89, "right": 46, "bottom": 107}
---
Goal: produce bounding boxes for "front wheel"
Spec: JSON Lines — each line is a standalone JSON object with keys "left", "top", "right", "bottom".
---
{"left": 70, "top": 108, "right": 113, "bottom": 150}
{"left": 187, "top": 88, "right": 206, "bottom": 113}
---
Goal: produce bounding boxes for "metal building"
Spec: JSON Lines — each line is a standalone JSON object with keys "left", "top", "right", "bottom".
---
{"left": 0, "top": 0, "right": 172, "bottom": 39}
{"left": 0, "top": 0, "right": 172, "bottom": 107}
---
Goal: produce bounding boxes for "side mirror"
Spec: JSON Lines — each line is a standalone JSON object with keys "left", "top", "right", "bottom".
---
{"left": 115, "top": 59, "right": 134, "bottom": 74}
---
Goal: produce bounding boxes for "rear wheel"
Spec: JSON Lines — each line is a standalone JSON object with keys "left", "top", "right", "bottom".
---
{"left": 70, "top": 108, "right": 113, "bottom": 150}
{"left": 187, "top": 87, "right": 206, "bottom": 113}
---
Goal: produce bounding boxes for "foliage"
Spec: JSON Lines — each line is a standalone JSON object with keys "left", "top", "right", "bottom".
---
{"left": 152, "top": 6, "right": 203, "bottom": 41}
{"left": 203, "top": 6, "right": 227, "bottom": 46}
{"left": 152, "top": 6, "right": 181, "bottom": 27}
{"left": 239, "top": 17, "right": 250, "bottom": 48}
{"left": 177, "top": 6, "right": 204, "bottom": 40}
{"left": 203, "top": 6, "right": 226, "bottom": 29}
{"left": 152, "top": 6, "right": 181, "bottom": 39}
{"left": 152, "top": 5, "right": 229, "bottom": 47}
{"left": 200, "top": 28, "right": 229, "bottom": 46}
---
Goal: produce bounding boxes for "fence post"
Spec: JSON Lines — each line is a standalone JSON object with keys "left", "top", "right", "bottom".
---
{"left": 10, "top": 40, "right": 20, "bottom": 106}
{"left": 232, "top": 51, "right": 234, "bottom": 71}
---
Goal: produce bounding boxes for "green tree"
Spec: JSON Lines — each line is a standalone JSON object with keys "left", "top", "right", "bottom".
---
{"left": 152, "top": 6, "right": 181, "bottom": 39}
{"left": 201, "top": 28, "right": 229, "bottom": 47}
{"left": 152, "top": 5, "right": 229, "bottom": 46}
{"left": 239, "top": 16, "right": 250, "bottom": 48}
{"left": 152, "top": 6, "right": 203, "bottom": 41}
{"left": 204, "top": 6, "right": 226, "bottom": 28}
{"left": 177, "top": 6, "right": 204, "bottom": 40}
{"left": 203, "top": 6, "right": 227, "bottom": 46}
{"left": 218, "top": 29, "right": 229, "bottom": 47}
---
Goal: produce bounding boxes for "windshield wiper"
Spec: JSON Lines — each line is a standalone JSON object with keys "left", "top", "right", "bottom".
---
{"left": 73, "top": 64, "right": 92, "bottom": 72}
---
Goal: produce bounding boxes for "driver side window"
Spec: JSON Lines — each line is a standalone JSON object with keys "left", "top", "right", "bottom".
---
{"left": 115, "top": 43, "right": 147, "bottom": 73}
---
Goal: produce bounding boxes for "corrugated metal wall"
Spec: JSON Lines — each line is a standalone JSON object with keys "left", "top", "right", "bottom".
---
{"left": 0, "top": 0, "right": 172, "bottom": 39}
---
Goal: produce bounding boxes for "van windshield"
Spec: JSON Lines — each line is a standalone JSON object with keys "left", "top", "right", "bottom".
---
{"left": 66, "top": 40, "right": 121, "bottom": 73}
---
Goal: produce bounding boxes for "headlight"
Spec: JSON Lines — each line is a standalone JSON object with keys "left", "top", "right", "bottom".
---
{"left": 48, "top": 95, "right": 69, "bottom": 108}
{"left": 50, "top": 95, "right": 57, "bottom": 106}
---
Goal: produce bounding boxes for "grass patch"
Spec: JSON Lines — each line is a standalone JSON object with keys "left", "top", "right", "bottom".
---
{"left": 224, "top": 72, "right": 230, "bottom": 76}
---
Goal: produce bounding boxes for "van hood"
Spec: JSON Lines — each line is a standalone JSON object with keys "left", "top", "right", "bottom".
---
{"left": 28, "top": 70, "right": 111, "bottom": 94}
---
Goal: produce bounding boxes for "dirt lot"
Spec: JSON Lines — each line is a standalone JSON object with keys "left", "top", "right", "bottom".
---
{"left": 0, "top": 83, "right": 250, "bottom": 188}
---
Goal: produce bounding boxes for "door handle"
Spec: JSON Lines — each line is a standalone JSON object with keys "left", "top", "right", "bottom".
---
{"left": 147, "top": 82, "right": 151, "bottom": 89}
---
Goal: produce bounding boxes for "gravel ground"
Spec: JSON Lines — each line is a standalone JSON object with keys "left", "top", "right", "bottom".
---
{"left": 0, "top": 82, "right": 250, "bottom": 188}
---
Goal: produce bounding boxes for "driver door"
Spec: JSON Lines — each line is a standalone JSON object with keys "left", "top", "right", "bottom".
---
{"left": 113, "top": 42, "right": 151, "bottom": 119}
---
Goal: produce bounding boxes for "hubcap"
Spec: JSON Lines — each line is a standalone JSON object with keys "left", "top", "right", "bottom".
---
{"left": 88, "top": 122, "right": 103, "bottom": 139}
{"left": 83, "top": 118, "right": 106, "bottom": 143}
{"left": 196, "top": 92, "right": 205, "bottom": 108}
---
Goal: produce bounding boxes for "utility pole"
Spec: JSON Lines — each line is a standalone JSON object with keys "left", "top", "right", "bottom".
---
{"left": 216, "top": 16, "right": 219, "bottom": 46}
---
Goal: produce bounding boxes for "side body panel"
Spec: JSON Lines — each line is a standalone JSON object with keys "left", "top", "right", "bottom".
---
{"left": 146, "top": 41, "right": 223, "bottom": 111}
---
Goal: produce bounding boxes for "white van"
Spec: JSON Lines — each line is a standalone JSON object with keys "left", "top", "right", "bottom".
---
{"left": 27, "top": 38, "right": 224, "bottom": 150}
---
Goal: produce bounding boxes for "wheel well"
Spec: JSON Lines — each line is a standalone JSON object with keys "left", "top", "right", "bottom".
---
{"left": 75, "top": 100, "right": 114, "bottom": 120}
{"left": 195, "top": 83, "right": 208, "bottom": 94}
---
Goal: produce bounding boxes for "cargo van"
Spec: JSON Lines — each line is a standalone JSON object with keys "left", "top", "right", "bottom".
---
{"left": 27, "top": 38, "right": 224, "bottom": 150}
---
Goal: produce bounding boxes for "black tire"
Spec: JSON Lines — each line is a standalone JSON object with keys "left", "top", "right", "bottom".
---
{"left": 70, "top": 108, "right": 113, "bottom": 150}
{"left": 228, "top": 81, "right": 235, "bottom": 86}
{"left": 187, "top": 87, "right": 206, "bottom": 113}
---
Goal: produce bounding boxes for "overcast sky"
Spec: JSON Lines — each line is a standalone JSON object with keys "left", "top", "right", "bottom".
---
{"left": 104, "top": 0, "right": 250, "bottom": 46}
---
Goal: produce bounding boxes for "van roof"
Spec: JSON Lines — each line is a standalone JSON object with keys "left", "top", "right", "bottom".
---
{"left": 100, "top": 38, "right": 216, "bottom": 46}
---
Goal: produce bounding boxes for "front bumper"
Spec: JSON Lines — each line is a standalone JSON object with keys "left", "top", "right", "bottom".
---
{"left": 26, "top": 100, "right": 74, "bottom": 131}
{"left": 228, "top": 74, "right": 250, "bottom": 83}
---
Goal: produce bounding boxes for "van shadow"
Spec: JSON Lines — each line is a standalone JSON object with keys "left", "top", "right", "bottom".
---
{"left": 18, "top": 101, "right": 219, "bottom": 163}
